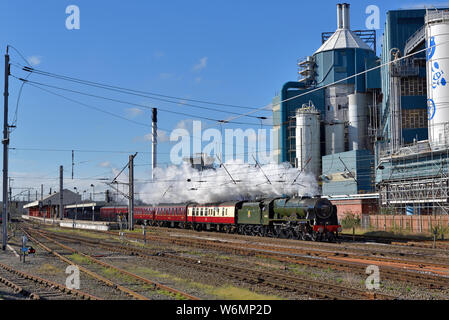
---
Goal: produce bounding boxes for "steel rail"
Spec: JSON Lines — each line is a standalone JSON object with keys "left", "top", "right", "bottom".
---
{"left": 27, "top": 228, "right": 200, "bottom": 300}
{"left": 0, "top": 261, "right": 101, "bottom": 300}
{"left": 20, "top": 228, "right": 150, "bottom": 300}
{"left": 29, "top": 227, "right": 397, "bottom": 300}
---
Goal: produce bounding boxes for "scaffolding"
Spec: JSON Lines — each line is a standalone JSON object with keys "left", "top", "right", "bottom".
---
{"left": 378, "top": 144, "right": 449, "bottom": 215}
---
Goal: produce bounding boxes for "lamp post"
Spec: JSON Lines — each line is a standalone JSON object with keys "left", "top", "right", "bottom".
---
{"left": 90, "top": 184, "right": 95, "bottom": 222}
{"left": 73, "top": 187, "right": 78, "bottom": 226}
{"left": 90, "top": 184, "right": 95, "bottom": 201}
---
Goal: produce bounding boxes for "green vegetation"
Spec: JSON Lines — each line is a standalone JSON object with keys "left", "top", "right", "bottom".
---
{"left": 210, "top": 286, "right": 281, "bottom": 300}
{"left": 68, "top": 253, "right": 92, "bottom": 264}
{"left": 37, "top": 263, "right": 62, "bottom": 275}
{"left": 127, "top": 265, "right": 280, "bottom": 300}
{"left": 340, "top": 212, "right": 361, "bottom": 229}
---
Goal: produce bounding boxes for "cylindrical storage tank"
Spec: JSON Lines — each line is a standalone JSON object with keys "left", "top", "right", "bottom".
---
{"left": 426, "top": 10, "right": 449, "bottom": 150}
{"left": 325, "top": 122, "right": 345, "bottom": 155}
{"left": 348, "top": 93, "right": 368, "bottom": 150}
{"left": 295, "top": 106, "right": 321, "bottom": 178}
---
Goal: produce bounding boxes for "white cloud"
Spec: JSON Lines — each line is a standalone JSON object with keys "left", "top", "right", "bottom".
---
{"left": 99, "top": 161, "right": 111, "bottom": 168}
{"left": 125, "top": 107, "right": 144, "bottom": 118}
{"left": 144, "top": 130, "right": 170, "bottom": 143}
{"left": 192, "top": 57, "right": 208, "bottom": 72}
{"left": 174, "top": 119, "right": 194, "bottom": 131}
{"left": 27, "top": 56, "right": 42, "bottom": 66}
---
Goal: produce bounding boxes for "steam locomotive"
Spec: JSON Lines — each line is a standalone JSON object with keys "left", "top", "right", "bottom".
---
{"left": 100, "top": 196, "right": 341, "bottom": 241}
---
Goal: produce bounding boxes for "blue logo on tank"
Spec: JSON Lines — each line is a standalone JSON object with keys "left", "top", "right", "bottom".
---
{"left": 427, "top": 36, "right": 436, "bottom": 60}
{"left": 428, "top": 99, "right": 436, "bottom": 120}
{"left": 432, "top": 61, "right": 447, "bottom": 88}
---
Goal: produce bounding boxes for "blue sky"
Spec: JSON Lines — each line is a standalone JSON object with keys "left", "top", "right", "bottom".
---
{"left": 1, "top": 0, "right": 447, "bottom": 200}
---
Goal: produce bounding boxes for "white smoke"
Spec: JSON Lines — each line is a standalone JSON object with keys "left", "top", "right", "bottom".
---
{"left": 138, "top": 160, "right": 319, "bottom": 205}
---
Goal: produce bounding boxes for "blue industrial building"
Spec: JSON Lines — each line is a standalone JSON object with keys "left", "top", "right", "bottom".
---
{"left": 376, "top": 8, "right": 449, "bottom": 214}
{"left": 273, "top": 3, "right": 449, "bottom": 215}
{"left": 273, "top": 3, "right": 380, "bottom": 196}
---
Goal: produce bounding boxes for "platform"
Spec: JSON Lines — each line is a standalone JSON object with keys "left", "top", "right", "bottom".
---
{"left": 22, "top": 215, "right": 119, "bottom": 231}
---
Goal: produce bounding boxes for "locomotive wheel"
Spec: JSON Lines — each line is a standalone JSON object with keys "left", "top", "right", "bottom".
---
{"left": 285, "top": 229, "right": 294, "bottom": 239}
{"left": 326, "top": 232, "right": 335, "bottom": 242}
{"left": 273, "top": 226, "right": 282, "bottom": 238}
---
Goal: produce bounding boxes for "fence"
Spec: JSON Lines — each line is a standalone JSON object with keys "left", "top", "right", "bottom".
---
{"left": 361, "top": 214, "right": 449, "bottom": 233}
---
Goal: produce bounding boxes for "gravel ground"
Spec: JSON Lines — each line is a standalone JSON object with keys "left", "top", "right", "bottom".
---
{"left": 1, "top": 229, "right": 131, "bottom": 300}
{"left": 41, "top": 225, "right": 449, "bottom": 300}
{"left": 3, "top": 221, "right": 449, "bottom": 300}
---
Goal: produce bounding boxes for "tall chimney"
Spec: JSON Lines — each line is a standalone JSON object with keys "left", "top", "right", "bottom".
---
{"left": 151, "top": 108, "right": 157, "bottom": 181}
{"left": 342, "top": 3, "right": 350, "bottom": 29}
{"left": 337, "top": 4, "right": 343, "bottom": 29}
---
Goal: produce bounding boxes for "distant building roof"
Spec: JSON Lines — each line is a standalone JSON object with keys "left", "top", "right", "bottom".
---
{"left": 315, "top": 29, "right": 372, "bottom": 54}
{"left": 23, "top": 189, "right": 81, "bottom": 209}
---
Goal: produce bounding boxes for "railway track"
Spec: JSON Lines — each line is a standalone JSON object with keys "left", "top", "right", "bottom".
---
{"left": 91, "top": 227, "right": 449, "bottom": 281}
{"left": 0, "top": 261, "right": 100, "bottom": 300}
{"left": 22, "top": 227, "right": 200, "bottom": 301}
{"left": 117, "top": 230, "right": 449, "bottom": 269}
{"left": 72, "top": 226, "right": 449, "bottom": 290}
{"left": 24, "top": 226, "right": 397, "bottom": 300}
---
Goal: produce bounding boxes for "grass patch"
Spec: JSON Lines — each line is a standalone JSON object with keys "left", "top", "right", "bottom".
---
{"left": 46, "top": 226, "right": 111, "bottom": 240}
{"left": 210, "top": 285, "right": 281, "bottom": 300}
{"left": 68, "top": 253, "right": 92, "bottom": 265}
{"left": 37, "top": 263, "right": 61, "bottom": 275}
{"left": 127, "top": 265, "right": 280, "bottom": 300}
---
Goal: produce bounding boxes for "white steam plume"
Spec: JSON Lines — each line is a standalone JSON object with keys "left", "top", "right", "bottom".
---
{"left": 138, "top": 160, "right": 319, "bottom": 205}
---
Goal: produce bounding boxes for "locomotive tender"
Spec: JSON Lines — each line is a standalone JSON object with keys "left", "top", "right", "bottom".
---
{"left": 100, "top": 196, "right": 341, "bottom": 241}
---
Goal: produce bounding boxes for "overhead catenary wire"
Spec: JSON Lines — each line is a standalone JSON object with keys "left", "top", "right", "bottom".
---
{"left": 12, "top": 75, "right": 269, "bottom": 121}
{"left": 7, "top": 37, "right": 444, "bottom": 195}
{"left": 13, "top": 62, "right": 268, "bottom": 111}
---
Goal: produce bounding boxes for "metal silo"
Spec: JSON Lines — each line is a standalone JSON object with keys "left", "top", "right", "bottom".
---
{"left": 325, "top": 121, "right": 345, "bottom": 154}
{"left": 313, "top": 3, "right": 376, "bottom": 155}
{"left": 426, "top": 10, "right": 449, "bottom": 150}
{"left": 348, "top": 93, "right": 368, "bottom": 150}
{"left": 295, "top": 104, "right": 321, "bottom": 178}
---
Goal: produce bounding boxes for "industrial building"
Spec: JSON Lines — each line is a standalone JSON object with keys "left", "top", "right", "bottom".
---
{"left": 273, "top": 3, "right": 449, "bottom": 218}
{"left": 273, "top": 3, "right": 380, "bottom": 212}
{"left": 376, "top": 8, "right": 449, "bottom": 215}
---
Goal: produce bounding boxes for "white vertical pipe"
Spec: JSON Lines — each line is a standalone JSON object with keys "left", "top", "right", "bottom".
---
{"left": 337, "top": 4, "right": 343, "bottom": 29}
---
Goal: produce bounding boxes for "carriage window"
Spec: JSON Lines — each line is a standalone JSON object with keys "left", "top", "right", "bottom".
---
{"left": 200, "top": 208, "right": 203, "bottom": 216}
